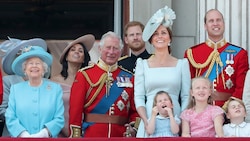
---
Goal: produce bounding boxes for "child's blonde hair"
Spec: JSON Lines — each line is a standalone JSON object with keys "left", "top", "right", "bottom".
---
{"left": 187, "top": 76, "right": 213, "bottom": 109}
{"left": 222, "top": 97, "right": 246, "bottom": 113}
{"left": 153, "top": 90, "right": 173, "bottom": 107}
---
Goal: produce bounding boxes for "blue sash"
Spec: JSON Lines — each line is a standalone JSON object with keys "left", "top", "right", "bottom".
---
{"left": 82, "top": 70, "right": 133, "bottom": 131}
{"left": 203, "top": 45, "right": 241, "bottom": 81}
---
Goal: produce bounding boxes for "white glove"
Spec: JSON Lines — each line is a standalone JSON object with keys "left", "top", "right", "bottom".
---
{"left": 30, "top": 128, "right": 49, "bottom": 138}
{"left": 19, "top": 131, "right": 31, "bottom": 137}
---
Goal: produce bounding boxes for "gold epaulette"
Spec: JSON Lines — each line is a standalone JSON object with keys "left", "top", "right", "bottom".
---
{"left": 78, "top": 63, "right": 95, "bottom": 72}
{"left": 118, "top": 55, "right": 129, "bottom": 61}
{"left": 119, "top": 66, "right": 133, "bottom": 75}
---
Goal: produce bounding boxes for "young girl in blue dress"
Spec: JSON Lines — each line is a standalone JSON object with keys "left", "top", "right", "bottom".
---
{"left": 146, "top": 91, "right": 180, "bottom": 137}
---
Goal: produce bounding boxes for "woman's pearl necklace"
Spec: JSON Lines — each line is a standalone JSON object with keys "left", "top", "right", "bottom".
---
{"left": 28, "top": 80, "right": 43, "bottom": 87}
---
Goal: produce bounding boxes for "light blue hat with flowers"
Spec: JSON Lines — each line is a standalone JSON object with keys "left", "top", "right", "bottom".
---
{"left": 142, "top": 5, "right": 176, "bottom": 42}
{"left": 0, "top": 37, "right": 47, "bottom": 75}
{"left": 11, "top": 46, "right": 52, "bottom": 77}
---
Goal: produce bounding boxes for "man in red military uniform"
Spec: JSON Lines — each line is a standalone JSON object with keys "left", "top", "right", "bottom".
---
{"left": 69, "top": 31, "right": 138, "bottom": 138}
{"left": 184, "top": 9, "right": 249, "bottom": 107}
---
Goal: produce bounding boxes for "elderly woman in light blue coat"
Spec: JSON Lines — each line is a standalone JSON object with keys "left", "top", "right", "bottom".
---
{"left": 5, "top": 46, "right": 64, "bottom": 138}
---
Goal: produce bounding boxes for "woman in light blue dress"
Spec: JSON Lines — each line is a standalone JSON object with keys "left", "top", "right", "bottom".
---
{"left": 0, "top": 37, "right": 49, "bottom": 137}
{"left": 5, "top": 46, "right": 64, "bottom": 138}
{"left": 134, "top": 5, "right": 191, "bottom": 137}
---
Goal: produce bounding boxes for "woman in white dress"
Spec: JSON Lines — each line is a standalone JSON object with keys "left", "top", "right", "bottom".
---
{"left": 134, "top": 5, "right": 191, "bottom": 137}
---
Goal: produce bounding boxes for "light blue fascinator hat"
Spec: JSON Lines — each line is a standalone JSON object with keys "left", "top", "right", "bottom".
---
{"left": 0, "top": 37, "right": 47, "bottom": 75}
{"left": 142, "top": 5, "right": 176, "bottom": 41}
{"left": 12, "top": 46, "right": 52, "bottom": 77}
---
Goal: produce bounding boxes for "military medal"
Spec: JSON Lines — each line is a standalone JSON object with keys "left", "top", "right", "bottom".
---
{"left": 116, "top": 100, "right": 125, "bottom": 111}
{"left": 226, "top": 53, "right": 235, "bottom": 65}
{"left": 226, "top": 79, "right": 233, "bottom": 89}
{"left": 226, "top": 53, "right": 230, "bottom": 64}
{"left": 230, "top": 54, "right": 234, "bottom": 64}
{"left": 116, "top": 75, "right": 133, "bottom": 87}
{"left": 121, "top": 90, "right": 129, "bottom": 101}
{"left": 116, "top": 76, "right": 123, "bottom": 87}
{"left": 225, "top": 65, "right": 234, "bottom": 77}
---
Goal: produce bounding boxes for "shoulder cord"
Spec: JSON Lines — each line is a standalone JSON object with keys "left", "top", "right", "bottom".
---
{"left": 187, "top": 48, "right": 216, "bottom": 69}
{"left": 187, "top": 49, "right": 225, "bottom": 88}
{"left": 81, "top": 71, "right": 108, "bottom": 108}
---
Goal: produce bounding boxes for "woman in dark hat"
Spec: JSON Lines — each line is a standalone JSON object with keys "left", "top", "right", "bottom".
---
{"left": 5, "top": 46, "right": 64, "bottom": 138}
{"left": 50, "top": 34, "right": 95, "bottom": 137}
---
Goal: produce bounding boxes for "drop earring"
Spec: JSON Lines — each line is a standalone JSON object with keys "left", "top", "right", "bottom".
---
{"left": 168, "top": 42, "right": 171, "bottom": 47}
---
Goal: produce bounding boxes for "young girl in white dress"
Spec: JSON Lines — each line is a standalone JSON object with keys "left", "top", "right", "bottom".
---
{"left": 147, "top": 91, "right": 180, "bottom": 137}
